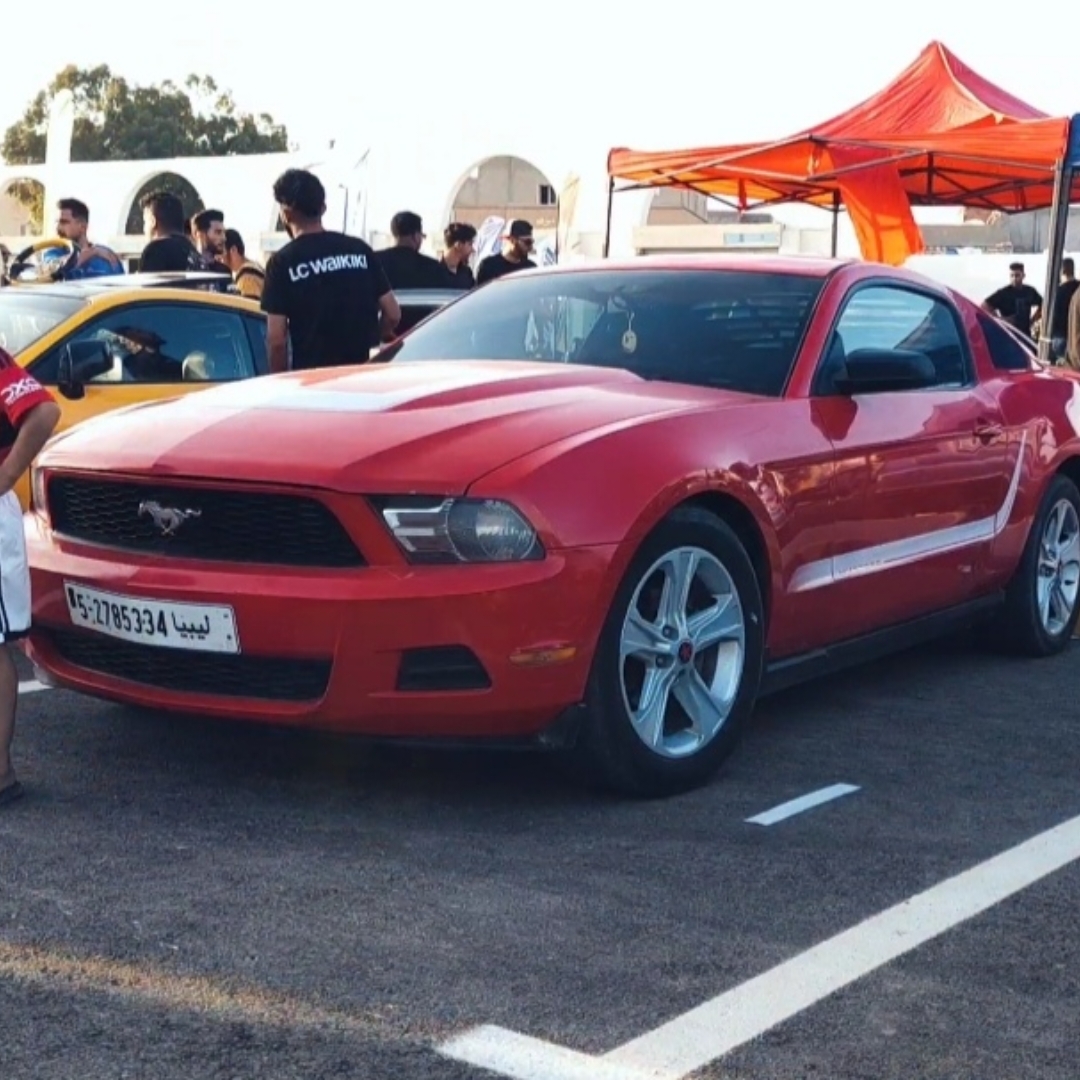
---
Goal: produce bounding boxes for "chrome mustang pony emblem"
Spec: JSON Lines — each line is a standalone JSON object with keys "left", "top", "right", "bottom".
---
{"left": 138, "top": 500, "right": 202, "bottom": 536}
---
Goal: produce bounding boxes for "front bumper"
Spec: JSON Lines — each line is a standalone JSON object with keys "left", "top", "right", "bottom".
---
{"left": 26, "top": 516, "right": 616, "bottom": 740}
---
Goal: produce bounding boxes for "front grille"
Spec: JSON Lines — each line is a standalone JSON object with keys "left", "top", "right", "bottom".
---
{"left": 48, "top": 476, "right": 364, "bottom": 567}
{"left": 49, "top": 629, "right": 331, "bottom": 703}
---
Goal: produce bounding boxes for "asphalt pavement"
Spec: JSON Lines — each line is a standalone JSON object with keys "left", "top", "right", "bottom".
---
{"left": 1, "top": 632, "right": 1078, "bottom": 1079}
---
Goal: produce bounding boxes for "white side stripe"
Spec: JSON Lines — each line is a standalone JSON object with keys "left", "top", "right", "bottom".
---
{"left": 790, "top": 431, "right": 1027, "bottom": 592}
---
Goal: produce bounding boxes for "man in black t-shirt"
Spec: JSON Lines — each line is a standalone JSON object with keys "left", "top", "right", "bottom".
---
{"left": 1048, "top": 257, "right": 1079, "bottom": 362}
{"left": 982, "top": 262, "right": 1043, "bottom": 340}
{"left": 261, "top": 169, "right": 401, "bottom": 373}
{"left": 139, "top": 191, "right": 203, "bottom": 273}
{"left": 476, "top": 219, "right": 538, "bottom": 286}
{"left": 375, "top": 211, "right": 455, "bottom": 337}
{"left": 376, "top": 211, "right": 451, "bottom": 290}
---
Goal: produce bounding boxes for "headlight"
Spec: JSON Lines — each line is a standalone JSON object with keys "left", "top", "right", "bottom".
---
{"left": 376, "top": 497, "right": 544, "bottom": 564}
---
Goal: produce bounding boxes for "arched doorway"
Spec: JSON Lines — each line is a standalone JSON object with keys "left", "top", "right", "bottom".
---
{"left": 0, "top": 178, "right": 46, "bottom": 237}
{"left": 444, "top": 155, "right": 558, "bottom": 250}
{"left": 124, "top": 172, "right": 204, "bottom": 235}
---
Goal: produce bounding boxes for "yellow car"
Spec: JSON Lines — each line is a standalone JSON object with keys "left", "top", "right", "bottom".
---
{"left": 0, "top": 269, "right": 269, "bottom": 508}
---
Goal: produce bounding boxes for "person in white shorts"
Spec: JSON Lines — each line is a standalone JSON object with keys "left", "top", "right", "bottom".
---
{"left": 0, "top": 347, "right": 60, "bottom": 806}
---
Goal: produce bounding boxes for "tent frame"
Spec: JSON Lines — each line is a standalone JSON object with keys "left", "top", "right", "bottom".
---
{"left": 603, "top": 119, "right": 1079, "bottom": 363}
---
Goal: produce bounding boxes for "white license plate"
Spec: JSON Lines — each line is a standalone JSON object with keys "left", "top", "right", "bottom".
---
{"left": 64, "top": 582, "right": 240, "bottom": 654}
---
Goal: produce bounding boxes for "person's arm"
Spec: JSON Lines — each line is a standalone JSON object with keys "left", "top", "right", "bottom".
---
{"left": 379, "top": 293, "right": 401, "bottom": 341}
{"left": 476, "top": 257, "right": 494, "bottom": 286}
{"left": 260, "top": 255, "right": 290, "bottom": 374}
{"left": 1031, "top": 288, "right": 1044, "bottom": 324}
{"left": 77, "top": 246, "right": 122, "bottom": 270}
{"left": 370, "top": 257, "right": 400, "bottom": 341}
{"left": 1068, "top": 290, "right": 1080, "bottom": 370}
{"left": 982, "top": 287, "right": 1007, "bottom": 316}
{"left": 0, "top": 362, "right": 61, "bottom": 493}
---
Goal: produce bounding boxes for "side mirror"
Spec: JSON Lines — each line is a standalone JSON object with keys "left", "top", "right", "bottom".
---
{"left": 834, "top": 347, "right": 937, "bottom": 394}
{"left": 58, "top": 339, "right": 112, "bottom": 400}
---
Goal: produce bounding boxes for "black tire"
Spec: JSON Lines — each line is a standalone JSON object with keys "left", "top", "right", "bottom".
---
{"left": 986, "top": 473, "right": 1080, "bottom": 656}
{"left": 575, "top": 506, "right": 765, "bottom": 798}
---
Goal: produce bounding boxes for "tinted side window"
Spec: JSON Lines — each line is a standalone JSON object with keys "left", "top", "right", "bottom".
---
{"left": 976, "top": 311, "right": 1035, "bottom": 371}
{"left": 31, "top": 303, "right": 256, "bottom": 384}
{"left": 817, "top": 285, "right": 970, "bottom": 393}
{"left": 243, "top": 315, "right": 268, "bottom": 375}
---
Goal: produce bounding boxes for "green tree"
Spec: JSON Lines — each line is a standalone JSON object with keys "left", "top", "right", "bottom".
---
{"left": 2, "top": 65, "right": 291, "bottom": 231}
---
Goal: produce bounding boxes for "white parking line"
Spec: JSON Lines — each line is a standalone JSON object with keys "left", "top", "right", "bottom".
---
{"left": 438, "top": 809, "right": 1080, "bottom": 1080}
{"left": 438, "top": 1027, "right": 656, "bottom": 1080}
{"left": 745, "top": 782, "right": 860, "bottom": 825}
{"left": 18, "top": 680, "right": 51, "bottom": 695}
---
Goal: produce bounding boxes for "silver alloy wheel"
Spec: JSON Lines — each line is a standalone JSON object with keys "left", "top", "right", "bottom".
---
{"left": 618, "top": 545, "right": 746, "bottom": 759}
{"left": 1037, "top": 498, "right": 1080, "bottom": 636}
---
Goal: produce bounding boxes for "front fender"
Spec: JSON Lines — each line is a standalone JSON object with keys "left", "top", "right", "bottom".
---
{"left": 468, "top": 406, "right": 786, "bottom": 627}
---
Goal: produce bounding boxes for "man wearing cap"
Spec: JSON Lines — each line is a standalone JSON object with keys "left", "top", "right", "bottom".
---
{"left": 476, "top": 219, "right": 538, "bottom": 286}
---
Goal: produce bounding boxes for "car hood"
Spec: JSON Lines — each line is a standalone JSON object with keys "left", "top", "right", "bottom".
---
{"left": 39, "top": 361, "right": 744, "bottom": 493}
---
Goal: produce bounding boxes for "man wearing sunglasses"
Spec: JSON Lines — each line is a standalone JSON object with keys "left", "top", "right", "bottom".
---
{"left": 476, "top": 219, "right": 537, "bottom": 286}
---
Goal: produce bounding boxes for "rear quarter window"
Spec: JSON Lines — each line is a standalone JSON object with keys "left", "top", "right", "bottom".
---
{"left": 976, "top": 312, "right": 1036, "bottom": 372}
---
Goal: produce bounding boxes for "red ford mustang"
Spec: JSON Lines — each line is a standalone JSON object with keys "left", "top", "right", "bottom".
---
{"left": 23, "top": 255, "right": 1080, "bottom": 796}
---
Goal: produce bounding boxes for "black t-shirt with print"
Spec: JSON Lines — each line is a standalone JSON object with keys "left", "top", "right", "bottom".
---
{"left": 261, "top": 231, "right": 390, "bottom": 370}
{"left": 985, "top": 283, "right": 1043, "bottom": 337}
{"left": 139, "top": 235, "right": 202, "bottom": 273}
{"left": 476, "top": 253, "right": 537, "bottom": 286}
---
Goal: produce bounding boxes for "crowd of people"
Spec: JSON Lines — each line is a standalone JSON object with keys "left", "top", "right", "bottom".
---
{"left": 981, "top": 258, "right": 1080, "bottom": 369}
{"left": 1, "top": 171, "right": 541, "bottom": 375}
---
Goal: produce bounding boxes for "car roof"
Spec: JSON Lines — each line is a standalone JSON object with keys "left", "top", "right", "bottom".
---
{"left": 16, "top": 276, "right": 461, "bottom": 305}
{"left": 394, "top": 288, "right": 463, "bottom": 304}
{"left": 23, "top": 272, "right": 236, "bottom": 298}
{"left": 529, "top": 253, "right": 856, "bottom": 278}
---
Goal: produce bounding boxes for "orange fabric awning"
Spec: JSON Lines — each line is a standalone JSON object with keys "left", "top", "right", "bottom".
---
{"left": 607, "top": 42, "right": 1077, "bottom": 264}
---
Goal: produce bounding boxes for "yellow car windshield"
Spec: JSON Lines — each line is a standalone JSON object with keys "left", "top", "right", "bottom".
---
{"left": 0, "top": 291, "right": 87, "bottom": 356}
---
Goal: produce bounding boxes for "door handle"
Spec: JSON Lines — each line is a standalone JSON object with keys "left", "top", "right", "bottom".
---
{"left": 974, "top": 421, "right": 1004, "bottom": 443}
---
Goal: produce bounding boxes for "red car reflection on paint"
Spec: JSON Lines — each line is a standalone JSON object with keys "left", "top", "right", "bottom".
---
{"left": 23, "top": 256, "right": 1080, "bottom": 796}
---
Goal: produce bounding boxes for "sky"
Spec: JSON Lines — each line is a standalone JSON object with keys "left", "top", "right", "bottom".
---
{"left": 1, "top": 2, "right": 1076, "bottom": 229}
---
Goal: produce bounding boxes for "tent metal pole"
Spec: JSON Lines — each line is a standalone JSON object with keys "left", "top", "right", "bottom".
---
{"left": 1039, "top": 152, "right": 1073, "bottom": 363}
{"left": 830, "top": 192, "right": 840, "bottom": 256}
{"left": 602, "top": 177, "right": 615, "bottom": 258}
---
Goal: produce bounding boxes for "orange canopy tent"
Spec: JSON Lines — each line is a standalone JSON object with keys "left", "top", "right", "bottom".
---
{"left": 605, "top": 42, "right": 1077, "bottom": 268}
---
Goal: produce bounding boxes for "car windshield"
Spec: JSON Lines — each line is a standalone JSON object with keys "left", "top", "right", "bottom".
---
{"left": 0, "top": 291, "right": 86, "bottom": 355}
{"left": 381, "top": 269, "right": 826, "bottom": 397}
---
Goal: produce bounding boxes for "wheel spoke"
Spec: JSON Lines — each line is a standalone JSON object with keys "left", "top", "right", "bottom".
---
{"left": 687, "top": 594, "right": 742, "bottom": 651}
{"left": 1038, "top": 575, "right": 1053, "bottom": 628}
{"left": 1058, "top": 531, "right": 1080, "bottom": 569}
{"left": 659, "top": 549, "right": 698, "bottom": 628}
{"left": 633, "top": 667, "right": 675, "bottom": 749}
{"left": 620, "top": 609, "right": 670, "bottom": 662}
{"left": 1051, "top": 582, "right": 1074, "bottom": 626}
{"left": 673, "top": 669, "right": 730, "bottom": 741}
